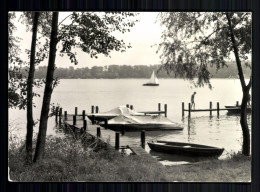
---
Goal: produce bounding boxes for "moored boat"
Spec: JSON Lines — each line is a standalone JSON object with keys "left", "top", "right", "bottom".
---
{"left": 106, "top": 114, "right": 184, "bottom": 131}
{"left": 225, "top": 105, "right": 251, "bottom": 114}
{"left": 148, "top": 140, "right": 224, "bottom": 157}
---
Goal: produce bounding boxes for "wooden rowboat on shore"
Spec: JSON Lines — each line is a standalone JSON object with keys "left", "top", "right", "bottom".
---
{"left": 148, "top": 140, "right": 224, "bottom": 157}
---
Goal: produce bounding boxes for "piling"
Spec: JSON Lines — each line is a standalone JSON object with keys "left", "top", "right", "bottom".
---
{"left": 64, "top": 111, "right": 67, "bottom": 120}
{"left": 130, "top": 105, "right": 133, "bottom": 110}
{"left": 97, "top": 127, "right": 101, "bottom": 138}
{"left": 121, "top": 125, "right": 125, "bottom": 135}
{"left": 158, "top": 103, "right": 161, "bottom": 111}
{"left": 95, "top": 106, "right": 99, "bottom": 113}
{"left": 55, "top": 107, "right": 59, "bottom": 123}
{"left": 217, "top": 102, "right": 220, "bottom": 117}
{"left": 210, "top": 102, "right": 212, "bottom": 116}
{"left": 83, "top": 119, "right": 87, "bottom": 131}
{"left": 236, "top": 101, "right": 239, "bottom": 107}
{"left": 82, "top": 110, "right": 85, "bottom": 120}
{"left": 141, "top": 130, "right": 145, "bottom": 149}
{"left": 91, "top": 115, "right": 95, "bottom": 124}
{"left": 91, "top": 105, "right": 94, "bottom": 113}
{"left": 59, "top": 108, "right": 62, "bottom": 125}
{"left": 75, "top": 107, "right": 78, "bottom": 116}
{"left": 115, "top": 132, "right": 120, "bottom": 150}
{"left": 182, "top": 102, "right": 184, "bottom": 117}
{"left": 104, "top": 119, "right": 108, "bottom": 129}
{"left": 164, "top": 104, "right": 167, "bottom": 117}
{"left": 126, "top": 104, "right": 129, "bottom": 108}
{"left": 73, "top": 115, "right": 76, "bottom": 125}
{"left": 188, "top": 103, "right": 191, "bottom": 117}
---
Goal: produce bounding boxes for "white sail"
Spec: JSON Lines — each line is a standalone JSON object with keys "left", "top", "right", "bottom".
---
{"left": 146, "top": 71, "right": 159, "bottom": 84}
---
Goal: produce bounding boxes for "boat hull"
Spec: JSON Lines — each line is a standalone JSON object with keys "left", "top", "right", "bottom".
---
{"left": 105, "top": 124, "right": 183, "bottom": 131}
{"left": 143, "top": 83, "right": 159, "bottom": 86}
{"left": 148, "top": 140, "right": 224, "bottom": 157}
{"left": 225, "top": 106, "right": 251, "bottom": 114}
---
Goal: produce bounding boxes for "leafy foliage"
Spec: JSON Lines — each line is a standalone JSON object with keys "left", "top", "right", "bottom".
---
{"left": 58, "top": 12, "right": 138, "bottom": 65}
{"left": 158, "top": 12, "right": 251, "bottom": 89}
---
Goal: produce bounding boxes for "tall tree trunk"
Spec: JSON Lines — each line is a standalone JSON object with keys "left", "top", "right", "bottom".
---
{"left": 26, "top": 12, "right": 40, "bottom": 164}
{"left": 33, "top": 12, "right": 59, "bottom": 162}
{"left": 226, "top": 13, "right": 251, "bottom": 156}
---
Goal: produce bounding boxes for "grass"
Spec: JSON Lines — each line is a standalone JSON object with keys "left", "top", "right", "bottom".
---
{"left": 8, "top": 134, "right": 167, "bottom": 182}
{"left": 164, "top": 153, "right": 251, "bottom": 182}
{"left": 8, "top": 126, "right": 251, "bottom": 182}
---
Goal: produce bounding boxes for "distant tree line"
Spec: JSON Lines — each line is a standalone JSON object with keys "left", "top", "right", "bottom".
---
{"left": 13, "top": 62, "right": 251, "bottom": 79}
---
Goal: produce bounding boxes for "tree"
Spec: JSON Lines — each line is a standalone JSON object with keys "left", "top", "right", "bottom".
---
{"left": 33, "top": 12, "right": 138, "bottom": 162}
{"left": 158, "top": 12, "right": 251, "bottom": 155}
{"left": 26, "top": 12, "right": 40, "bottom": 164}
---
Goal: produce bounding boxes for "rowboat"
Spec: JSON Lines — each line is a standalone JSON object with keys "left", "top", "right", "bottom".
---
{"left": 147, "top": 140, "right": 224, "bottom": 157}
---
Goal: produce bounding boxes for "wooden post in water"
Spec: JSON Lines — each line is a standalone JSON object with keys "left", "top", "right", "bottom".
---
{"left": 236, "top": 101, "right": 239, "bottom": 107}
{"left": 104, "top": 119, "right": 108, "bottom": 129}
{"left": 115, "top": 132, "right": 120, "bottom": 150}
{"left": 130, "top": 105, "right": 133, "bottom": 110}
{"left": 91, "top": 115, "right": 95, "bottom": 124}
{"left": 188, "top": 103, "right": 191, "bottom": 117}
{"left": 73, "top": 115, "right": 76, "bottom": 125}
{"left": 55, "top": 106, "right": 59, "bottom": 123}
{"left": 91, "top": 105, "right": 94, "bottom": 113}
{"left": 95, "top": 106, "right": 99, "bottom": 113}
{"left": 141, "top": 130, "right": 145, "bottom": 149}
{"left": 217, "top": 102, "right": 220, "bottom": 117}
{"left": 83, "top": 119, "right": 87, "bottom": 131}
{"left": 158, "top": 103, "right": 161, "bottom": 111}
{"left": 164, "top": 104, "right": 167, "bottom": 117}
{"left": 64, "top": 111, "right": 67, "bottom": 121}
{"left": 97, "top": 127, "right": 101, "bottom": 138}
{"left": 210, "top": 102, "right": 212, "bottom": 116}
{"left": 82, "top": 110, "right": 85, "bottom": 120}
{"left": 182, "top": 102, "right": 184, "bottom": 117}
{"left": 59, "top": 108, "right": 62, "bottom": 125}
{"left": 121, "top": 125, "right": 125, "bottom": 135}
{"left": 75, "top": 107, "right": 78, "bottom": 116}
{"left": 126, "top": 104, "right": 129, "bottom": 108}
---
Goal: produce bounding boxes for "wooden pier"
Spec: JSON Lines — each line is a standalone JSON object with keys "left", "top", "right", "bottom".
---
{"left": 182, "top": 101, "right": 243, "bottom": 117}
{"left": 57, "top": 108, "right": 161, "bottom": 165}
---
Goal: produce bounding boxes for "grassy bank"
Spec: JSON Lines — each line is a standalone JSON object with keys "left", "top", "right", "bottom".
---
{"left": 164, "top": 153, "right": 251, "bottom": 182}
{"left": 8, "top": 135, "right": 167, "bottom": 182}
{"left": 8, "top": 133, "right": 251, "bottom": 182}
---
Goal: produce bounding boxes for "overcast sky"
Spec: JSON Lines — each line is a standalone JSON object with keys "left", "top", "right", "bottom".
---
{"left": 13, "top": 12, "right": 163, "bottom": 68}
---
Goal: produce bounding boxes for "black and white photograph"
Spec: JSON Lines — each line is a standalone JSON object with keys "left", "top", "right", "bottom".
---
{"left": 8, "top": 11, "right": 252, "bottom": 182}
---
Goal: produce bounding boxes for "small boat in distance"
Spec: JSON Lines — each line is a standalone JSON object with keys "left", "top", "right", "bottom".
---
{"left": 148, "top": 140, "right": 224, "bottom": 157}
{"left": 143, "top": 70, "right": 159, "bottom": 86}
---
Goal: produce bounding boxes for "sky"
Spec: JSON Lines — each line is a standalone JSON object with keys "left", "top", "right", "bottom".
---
{"left": 13, "top": 12, "right": 163, "bottom": 68}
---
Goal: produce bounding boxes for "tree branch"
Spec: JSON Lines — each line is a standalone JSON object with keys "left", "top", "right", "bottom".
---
{"left": 58, "top": 14, "right": 73, "bottom": 27}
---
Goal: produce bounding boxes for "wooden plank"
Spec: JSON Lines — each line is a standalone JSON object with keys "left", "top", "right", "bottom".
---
{"left": 63, "top": 116, "right": 161, "bottom": 166}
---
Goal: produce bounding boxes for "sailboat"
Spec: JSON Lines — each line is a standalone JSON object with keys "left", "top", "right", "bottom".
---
{"left": 143, "top": 70, "right": 159, "bottom": 86}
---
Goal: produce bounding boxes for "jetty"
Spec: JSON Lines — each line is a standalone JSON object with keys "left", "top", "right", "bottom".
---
{"left": 56, "top": 107, "right": 162, "bottom": 166}
{"left": 182, "top": 101, "right": 251, "bottom": 117}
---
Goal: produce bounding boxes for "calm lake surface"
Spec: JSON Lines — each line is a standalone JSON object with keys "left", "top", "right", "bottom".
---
{"left": 9, "top": 78, "right": 251, "bottom": 165}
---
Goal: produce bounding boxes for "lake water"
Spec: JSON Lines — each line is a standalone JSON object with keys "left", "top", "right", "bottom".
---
{"left": 9, "top": 78, "right": 251, "bottom": 165}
